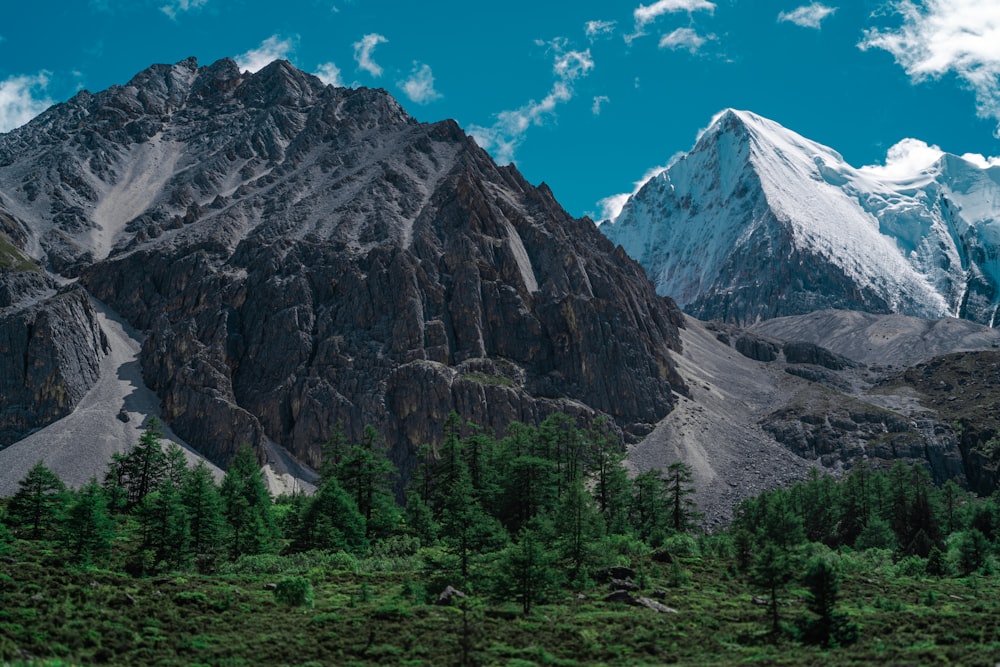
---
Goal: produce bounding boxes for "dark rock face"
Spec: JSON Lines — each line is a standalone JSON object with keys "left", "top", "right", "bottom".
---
{"left": 761, "top": 405, "right": 965, "bottom": 485}
{"left": 0, "top": 271, "right": 109, "bottom": 445}
{"left": 0, "top": 57, "right": 686, "bottom": 471}
{"left": 735, "top": 333, "right": 780, "bottom": 362}
{"left": 782, "top": 341, "right": 856, "bottom": 370}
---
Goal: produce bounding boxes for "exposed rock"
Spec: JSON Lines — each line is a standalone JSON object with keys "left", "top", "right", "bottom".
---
{"left": 782, "top": 341, "right": 856, "bottom": 370}
{"left": 436, "top": 585, "right": 467, "bottom": 606}
{"left": 651, "top": 550, "right": 674, "bottom": 564}
{"left": 609, "top": 578, "right": 640, "bottom": 592}
{"left": 596, "top": 566, "right": 637, "bottom": 582}
{"left": 635, "top": 597, "right": 677, "bottom": 613}
{"left": 0, "top": 274, "right": 109, "bottom": 446}
{"left": 735, "top": 333, "right": 780, "bottom": 362}
{"left": 605, "top": 590, "right": 638, "bottom": 605}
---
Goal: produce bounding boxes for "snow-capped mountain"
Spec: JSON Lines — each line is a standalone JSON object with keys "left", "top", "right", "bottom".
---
{"left": 601, "top": 109, "right": 1000, "bottom": 325}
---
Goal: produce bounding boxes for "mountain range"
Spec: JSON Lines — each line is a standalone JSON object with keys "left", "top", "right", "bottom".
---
{"left": 2, "top": 60, "right": 1000, "bottom": 519}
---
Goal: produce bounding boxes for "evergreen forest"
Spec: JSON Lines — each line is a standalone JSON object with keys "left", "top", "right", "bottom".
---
{"left": 2, "top": 414, "right": 1000, "bottom": 665}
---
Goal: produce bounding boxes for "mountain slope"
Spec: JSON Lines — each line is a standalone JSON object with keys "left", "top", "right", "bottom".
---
{"left": 0, "top": 57, "right": 686, "bottom": 477}
{"left": 602, "top": 109, "right": 1000, "bottom": 325}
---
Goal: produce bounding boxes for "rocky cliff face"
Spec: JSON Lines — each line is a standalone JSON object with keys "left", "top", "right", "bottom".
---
{"left": 0, "top": 58, "right": 685, "bottom": 471}
{"left": 0, "top": 270, "right": 109, "bottom": 444}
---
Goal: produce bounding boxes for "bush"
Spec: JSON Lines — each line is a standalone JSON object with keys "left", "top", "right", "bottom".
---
{"left": 274, "top": 576, "right": 315, "bottom": 608}
{"left": 662, "top": 533, "right": 700, "bottom": 558}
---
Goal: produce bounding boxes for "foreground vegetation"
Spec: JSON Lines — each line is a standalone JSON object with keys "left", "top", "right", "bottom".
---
{"left": 3, "top": 414, "right": 1000, "bottom": 665}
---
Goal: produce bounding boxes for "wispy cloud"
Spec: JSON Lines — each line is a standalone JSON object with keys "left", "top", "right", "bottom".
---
{"left": 235, "top": 35, "right": 295, "bottom": 73}
{"left": 353, "top": 33, "right": 388, "bottom": 77}
{"left": 859, "top": 0, "right": 1000, "bottom": 136}
{"left": 596, "top": 158, "right": 681, "bottom": 222}
{"left": 399, "top": 63, "right": 441, "bottom": 104}
{"left": 469, "top": 47, "right": 595, "bottom": 165}
{"left": 314, "top": 62, "right": 343, "bottom": 87}
{"left": 160, "top": 0, "right": 207, "bottom": 20}
{"left": 628, "top": 0, "right": 716, "bottom": 42}
{"left": 585, "top": 19, "right": 617, "bottom": 40}
{"left": 778, "top": 3, "right": 837, "bottom": 29}
{"left": 659, "top": 27, "right": 713, "bottom": 53}
{"left": 592, "top": 95, "right": 610, "bottom": 115}
{"left": 0, "top": 72, "right": 53, "bottom": 133}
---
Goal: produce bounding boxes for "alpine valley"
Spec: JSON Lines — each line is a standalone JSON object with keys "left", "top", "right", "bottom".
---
{"left": 3, "top": 59, "right": 1000, "bottom": 523}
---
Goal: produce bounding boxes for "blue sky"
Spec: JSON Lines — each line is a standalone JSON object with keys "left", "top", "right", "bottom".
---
{"left": 2, "top": 0, "right": 999, "bottom": 219}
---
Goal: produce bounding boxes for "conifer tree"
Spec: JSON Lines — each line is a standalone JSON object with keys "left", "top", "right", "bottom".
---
{"left": 181, "top": 461, "right": 224, "bottom": 570}
{"left": 629, "top": 469, "right": 670, "bottom": 540}
{"left": 552, "top": 475, "right": 605, "bottom": 580}
{"left": 5, "top": 461, "right": 67, "bottom": 540}
{"left": 330, "top": 425, "right": 399, "bottom": 538}
{"left": 803, "top": 556, "right": 840, "bottom": 645}
{"left": 135, "top": 483, "right": 190, "bottom": 571}
{"left": 500, "top": 522, "right": 560, "bottom": 615}
{"left": 584, "top": 417, "right": 630, "bottom": 533}
{"left": 291, "top": 478, "right": 367, "bottom": 553}
{"left": 105, "top": 418, "right": 169, "bottom": 510}
{"left": 220, "top": 445, "right": 277, "bottom": 560}
{"left": 60, "top": 479, "right": 115, "bottom": 565}
{"left": 665, "top": 461, "right": 699, "bottom": 533}
{"left": 750, "top": 541, "right": 794, "bottom": 636}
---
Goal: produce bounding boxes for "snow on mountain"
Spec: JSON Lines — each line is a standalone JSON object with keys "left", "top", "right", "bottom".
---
{"left": 601, "top": 109, "right": 1000, "bottom": 325}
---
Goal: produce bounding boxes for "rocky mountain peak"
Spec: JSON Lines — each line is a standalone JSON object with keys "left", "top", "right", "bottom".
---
{"left": 1, "top": 58, "right": 686, "bottom": 478}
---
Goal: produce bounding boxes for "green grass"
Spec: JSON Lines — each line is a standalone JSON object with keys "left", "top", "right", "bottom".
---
{"left": 460, "top": 372, "right": 515, "bottom": 387}
{"left": 0, "top": 232, "right": 36, "bottom": 271}
{"left": 3, "top": 540, "right": 1000, "bottom": 666}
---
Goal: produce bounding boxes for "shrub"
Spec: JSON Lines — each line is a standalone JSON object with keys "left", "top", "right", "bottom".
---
{"left": 274, "top": 576, "right": 315, "bottom": 608}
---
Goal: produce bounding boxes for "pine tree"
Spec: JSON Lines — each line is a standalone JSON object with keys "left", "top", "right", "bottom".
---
{"left": 803, "top": 556, "right": 839, "bottom": 645}
{"left": 291, "top": 478, "right": 367, "bottom": 553}
{"left": 105, "top": 418, "right": 169, "bottom": 510}
{"left": 499, "top": 522, "right": 561, "bottom": 615}
{"left": 135, "top": 483, "right": 190, "bottom": 572}
{"left": 665, "top": 461, "right": 699, "bottom": 533}
{"left": 330, "top": 425, "right": 399, "bottom": 538}
{"left": 220, "top": 445, "right": 277, "bottom": 560}
{"left": 552, "top": 475, "right": 605, "bottom": 581}
{"left": 629, "top": 469, "right": 670, "bottom": 541}
{"left": 180, "top": 461, "right": 224, "bottom": 570}
{"left": 5, "top": 461, "right": 67, "bottom": 540}
{"left": 60, "top": 479, "right": 115, "bottom": 565}
{"left": 749, "top": 541, "right": 795, "bottom": 636}
{"left": 439, "top": 455, "right": 507, "bottom": 581}
{"left": 584, "top": 417, "right": 630, "bottom": 533}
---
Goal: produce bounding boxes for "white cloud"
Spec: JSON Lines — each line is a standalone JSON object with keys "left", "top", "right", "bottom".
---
{"left": 585, "top": 19, "right": 617, "bottom": 40}
{"left": 860, "top": 137, "right": 1000, "bottom": 178}
{"left": 777, "top": 3, "right": 837, "bottom": 29}
{"left": 160, "top": 0, "right": 207, "bottom": 20}
{"left": 960, "top": 152, "right": 1000, "bottom": 168}
{"left": 235, "top": 35, "right": 295, "bottom": 73}
{"left": 314, "top": 62, "right": 343, "bottom": 87}
{"left": 859, "top": 0, "right": 1000, "bottom": 135}
{"left": 628, "top": 0, "right": 716, "bottom": 42}
{"left": 592, "top": 95, "right": 610, "bottom": 115}
{"left": 595, "top": 158, "right": 683, "bottom": 222}
{"left": 469, "top": 48, "right": 595, "bottom": 165}
{"left": 658, "top": 27, "right": 712, "bottom": 53}
{"left": 353, "top": 33, "right": 388, "bottom": 77}
{"left": 859, "top": 138, "right": 945, "bottom": 179}
{"left": 399, "top": 63, "right": 441, "bottom": 105}
{"left": 0, "top": 72, "right": 53, "bottom": 133}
